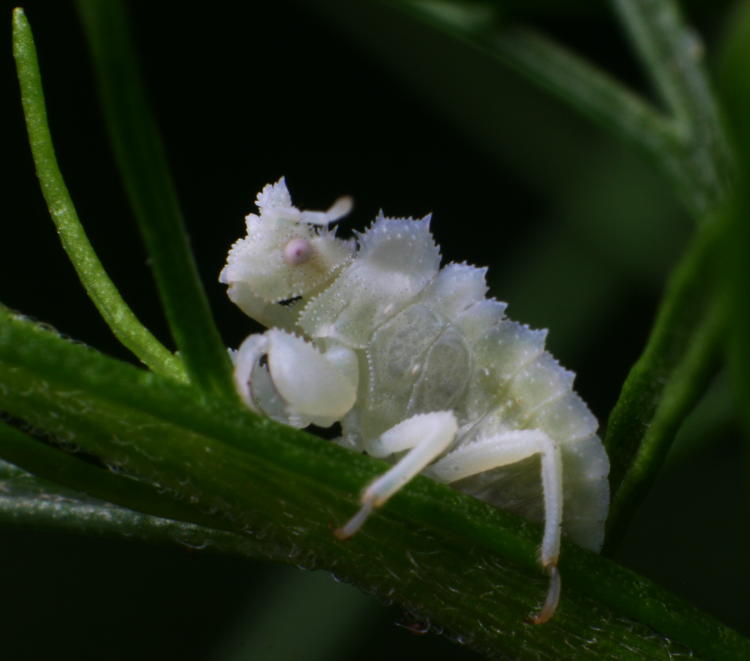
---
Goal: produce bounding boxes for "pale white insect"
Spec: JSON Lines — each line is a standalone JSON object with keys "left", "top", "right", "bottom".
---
{"left": 220, "top": 178, "right": 610, "bottom": 623}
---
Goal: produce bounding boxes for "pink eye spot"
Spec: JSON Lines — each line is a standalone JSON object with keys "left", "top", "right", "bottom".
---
{"left": 283, "top": 237, "right": 313, "bottom": 266}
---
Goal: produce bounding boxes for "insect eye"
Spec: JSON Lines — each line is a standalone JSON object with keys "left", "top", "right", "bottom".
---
{"left": 283, "top": 237, "right": 313, "bottom": 266}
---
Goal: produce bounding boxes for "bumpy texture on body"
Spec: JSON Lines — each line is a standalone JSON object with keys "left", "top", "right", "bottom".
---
{"left": 221, "top": 178, "right": 610, "bottom": 621}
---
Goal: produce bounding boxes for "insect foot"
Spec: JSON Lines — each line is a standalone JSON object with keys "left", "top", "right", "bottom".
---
{"left": 335, "top": 411, "right": 459, "bottom": 539}
{"left": 221, "top": 178, "right": 610, "bottom": 623}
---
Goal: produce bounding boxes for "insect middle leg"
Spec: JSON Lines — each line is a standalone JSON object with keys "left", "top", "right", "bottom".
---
{"left": 427, "top": 429, "right": 563, "bottom": 623}
{"left": 336, "top": 411, "right": 458, "bottom": 539}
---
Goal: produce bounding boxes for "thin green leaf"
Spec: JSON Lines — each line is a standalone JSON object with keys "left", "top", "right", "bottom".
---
{"left": 0, "top": 458, "right": 271, "bottom": 559}
{"left": 10, "top": 8, "right": 184, "bottom": 382}
{"left": 0, "top": 418, "right": 235, "bottom": 533}
{"left": 604, "top": 218, "right": 724, "bottom": 547}
{"left": 73, "top": 0, "right": 235, "bottom": 400}
{"left": 1, "top": 309, "right": 748, "bottom": 660}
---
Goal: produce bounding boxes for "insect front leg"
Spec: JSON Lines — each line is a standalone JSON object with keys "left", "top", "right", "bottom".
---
{"left": 427, "top": 430, "right": 563, "bottom": 624}
{"left": 336, "top": 411, "right": 458, "bottom": 539}
{"left": 233, "top": 329, "right": 358, "bottom": 428}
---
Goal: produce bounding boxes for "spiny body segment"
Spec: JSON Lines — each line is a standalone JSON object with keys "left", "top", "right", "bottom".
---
{"left": 220, "top": 178, "right": 610, "bottom": 622}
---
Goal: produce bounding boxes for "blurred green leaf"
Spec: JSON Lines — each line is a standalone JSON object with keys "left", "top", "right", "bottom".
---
{"left": 74, "top": 0, "right": 235, "bottom": 400}
{"left": 498, "top": 141, "right": 687, "bottom": 359}
{"left": 311, "top": 0, "right": 730, "bottom": 218}
{"left": 308, "top": 0, "right": 646, "bottom": 197}
{"left": 717, "top": 0, "right": 750, "bottom": 442}
{"left": 611, "top": 0, "right": 731, "bottom": 218}
{"left": 0, "top": 417, "right": 234, "bottom": 532}
{"left": 0, "top": 457, "right": 270, "bottom": 559}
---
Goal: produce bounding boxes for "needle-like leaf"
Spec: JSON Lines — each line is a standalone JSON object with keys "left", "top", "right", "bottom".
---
{"left": 11, "top": 8, "right": 185, "bottom": 382}
{"left": 74, "top": 0, "right": 236, "bottom": 400}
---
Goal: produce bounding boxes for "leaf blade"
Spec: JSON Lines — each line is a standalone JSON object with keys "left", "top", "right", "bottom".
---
{"left": 0, "top": 418, "right": 235, "bottom": 533}
{"left": 604, "top": 219, "right": 725, "bottom": 546}
{"left": 11, "top": 8, "right": 184, "bottom": 381}
{"left": 74, "top": 0, "right": 235, "bottom": 400}
{"left": 0, "top": 458, "right": 270, "bottom": 559}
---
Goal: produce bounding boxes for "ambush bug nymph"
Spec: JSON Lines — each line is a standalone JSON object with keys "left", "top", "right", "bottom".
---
{"left": 220, "top": 178, "right": 610, "bottom": 623}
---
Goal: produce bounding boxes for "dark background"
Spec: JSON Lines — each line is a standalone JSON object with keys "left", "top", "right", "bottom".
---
{"left": 1, "top": 1, "right": 748, "bottom": 659}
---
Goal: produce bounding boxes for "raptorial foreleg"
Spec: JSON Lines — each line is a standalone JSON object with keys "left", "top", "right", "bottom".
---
{"left": 233, "top": 329, "right": 358, "bottom": 428}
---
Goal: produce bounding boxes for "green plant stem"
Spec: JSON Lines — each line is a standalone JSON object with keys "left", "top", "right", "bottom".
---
{"left": 1, "top": 309, "right": 749, "bottom": 660}
{"left": 73, "top": 0, "right": 236, "bottom": 401}
{"left": 11, "top": 9, "right": 184, "bottom": 382}
{"left": 610, "top": 0, "right": 732, "bottom": 216}
{"left": 604, "top": 219, "right": 724, "bottom": 548}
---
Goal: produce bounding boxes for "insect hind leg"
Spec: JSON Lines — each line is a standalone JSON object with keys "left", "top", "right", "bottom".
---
{"left": 428, "top": 429, "right": 563, "bottom": 623}
{"left": 335, "top": 411, "right": 458, "bottom": 539}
